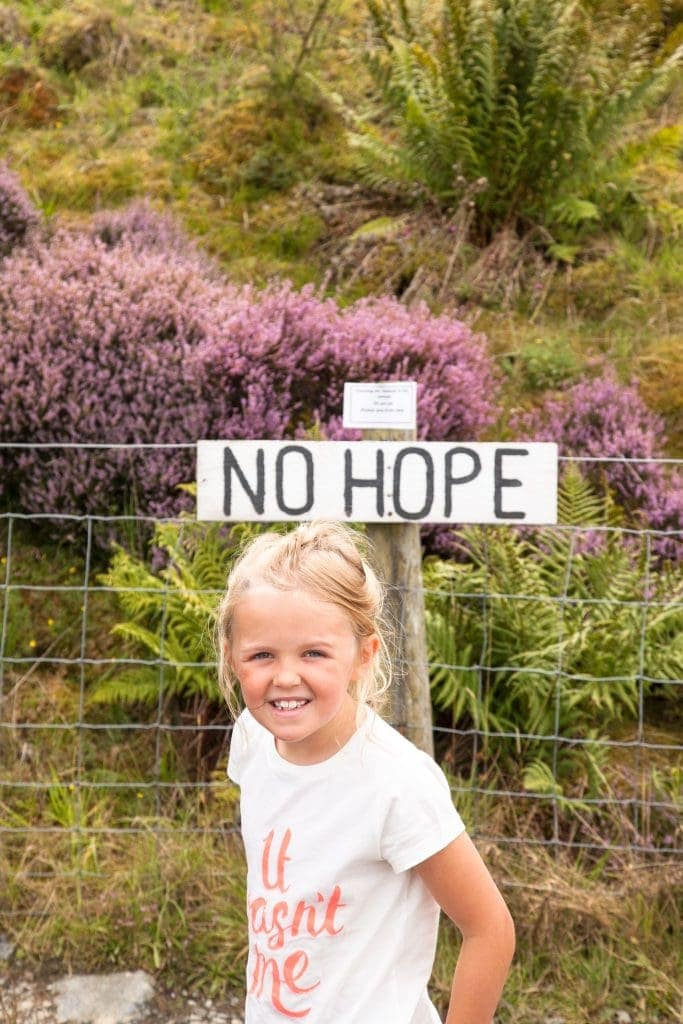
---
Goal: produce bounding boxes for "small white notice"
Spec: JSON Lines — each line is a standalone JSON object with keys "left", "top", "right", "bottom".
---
{"left": 343, "top": 381, "right": 417, "bottom": 429}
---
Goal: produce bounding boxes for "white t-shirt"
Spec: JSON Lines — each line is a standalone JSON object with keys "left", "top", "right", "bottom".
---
{"left": 228, "top": 707, "right": 466, "bottom": 1024}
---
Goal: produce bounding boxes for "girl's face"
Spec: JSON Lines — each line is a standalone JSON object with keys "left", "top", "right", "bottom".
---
{"left": 228, "top": 584, "right": 378, "bottom": 765}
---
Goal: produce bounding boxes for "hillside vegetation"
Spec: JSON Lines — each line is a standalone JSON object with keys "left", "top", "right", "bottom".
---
{"left": 1, "top": 0, "right": 681, "bottom": 448}
{"left": 1, "top": 2, "right": 682, "bottom": 1022}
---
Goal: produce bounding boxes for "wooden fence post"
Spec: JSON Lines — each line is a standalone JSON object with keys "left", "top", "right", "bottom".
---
{"left": 364, "top": 429, "right": 434, "bottom": 757}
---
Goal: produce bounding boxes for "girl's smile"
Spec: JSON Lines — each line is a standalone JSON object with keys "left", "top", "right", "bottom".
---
{"left": 228, "top": 584, "right": 378, "bottom": 765}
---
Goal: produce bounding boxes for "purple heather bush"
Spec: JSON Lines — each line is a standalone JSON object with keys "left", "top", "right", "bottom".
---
{"left": 0, "top": 163, "right": 41, "bottom": 258}
{"left": 0, "top": 228, "right": 223, "bottom": 517}
{"left": 514, "top": 374, "right": 683, "bottom": 561}
{"left": 197, "top": 283, "right": 496, "bottom": 443}
{"left": 90, "top": 200, "right": 206, "bottom": 263}
{"left": 0, "top": 227, "right": 498, "bottom": 529}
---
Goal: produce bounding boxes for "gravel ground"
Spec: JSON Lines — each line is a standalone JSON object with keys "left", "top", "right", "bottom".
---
{"left": 0, "top": 971, "right": 245, "bottom": 1024}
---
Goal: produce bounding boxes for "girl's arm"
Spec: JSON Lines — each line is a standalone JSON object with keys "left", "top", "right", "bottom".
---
{"left": 415, "top": 832, "right": 515, "bottom": 1024}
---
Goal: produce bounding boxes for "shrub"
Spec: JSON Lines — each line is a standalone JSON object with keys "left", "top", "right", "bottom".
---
{"left": 353, "top": 0, "right": 682, "bottom": 241}
{"left": 0, "top": 162, "right": 40, "bottom": 258}
{"left": 0, "top": 224, "right": 498, "bottom": 521}
{"left": 513, "top": 374, "right": 683, "bottom": 561}
{"left": 0, "top": 229, "right": 223, "bottom": 517}
{"left": 191, "top": 86, "right": 343, "bottom": 200}
{"left": 197, "top": 281, "right": 498, "bottom": 444}
{"left": 89, "top": 200, "right": 203, "bottom": 259}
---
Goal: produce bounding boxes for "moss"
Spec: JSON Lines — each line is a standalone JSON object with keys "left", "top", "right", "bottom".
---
{"left": 545, "top": 251, "right": 632, "bottom": 318}
{"left": 38, "top": 4, "right": 130, "bottom": 74}
{"left": 261, "top": 211, "right": 325, "bottom": 259}
{"left": 0, "top": 4, "right": 29, "bottom": 47}
{"left": 37, "top": 149, "right": 151, "bottom": 210}
{"left": 0, "top": 62, "right": 60, "bottom": 126}
{"left": 188, "top": 79, "right": 345, "bottom": 199}
{"left": 637, "top": 335, "right": 683, "bottom": 454}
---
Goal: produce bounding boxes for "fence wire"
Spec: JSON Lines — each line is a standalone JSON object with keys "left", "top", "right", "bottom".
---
{"left": 0, "top": 445, "right": 681, "bottom": 892}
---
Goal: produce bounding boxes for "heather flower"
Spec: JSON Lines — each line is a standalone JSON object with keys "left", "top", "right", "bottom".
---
{"left": 514, "top": 374, "right": 682, "bottom": 561}
{"left": 90, "top": 200, "right": 207, "bottom": 266}
{"left": 0, "top": 162, "right": 41, "bottom": 258}
{"left": 0, "top": 229, "right": 226, "bottom": 515}
{"left": 0, "top": 229, "right": 498, "bottom": 531}
{"left": 198, "top": 282, "right": 498, "bottom": 444}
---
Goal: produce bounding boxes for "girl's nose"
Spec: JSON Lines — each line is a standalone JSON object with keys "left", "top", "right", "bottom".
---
{"left": 273, "top": 663, "right": 301, "bottom": 686}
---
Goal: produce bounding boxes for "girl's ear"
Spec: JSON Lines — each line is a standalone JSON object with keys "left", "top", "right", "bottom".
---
{"left": 358, "top": 633, "right": 380, "bottom": 670}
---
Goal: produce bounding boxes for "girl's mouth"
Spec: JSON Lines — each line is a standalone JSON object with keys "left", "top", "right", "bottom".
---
{"left": 269, "top": 699, "right": 311, "bottom": 711}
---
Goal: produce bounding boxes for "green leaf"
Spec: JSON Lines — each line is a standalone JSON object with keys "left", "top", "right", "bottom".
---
{"left": 547, "top": 241, "right": 580, "bottom": 263}
{"left": 551, "top": 196, "right": 601, "bottom": 226}
{"left": 350, "top": 215, "right": 408, "bottom": 240}
{"left": 523, "top": 758, "right": 562, "bottom": 796}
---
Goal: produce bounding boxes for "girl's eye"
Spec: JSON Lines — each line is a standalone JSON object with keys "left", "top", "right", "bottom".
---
{"left": 251, "top": 651, "right": 272, "bottom": 661}
{"left": 304, "top": 649, "right": 324, "bottom": 658}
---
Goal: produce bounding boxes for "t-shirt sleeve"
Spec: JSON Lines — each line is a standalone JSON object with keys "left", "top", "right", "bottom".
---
{"left": 227, "top": 710, "right": 250, "bottom": 784}
{"left": 380, "top": 755, "right": 466, "bottom": 874}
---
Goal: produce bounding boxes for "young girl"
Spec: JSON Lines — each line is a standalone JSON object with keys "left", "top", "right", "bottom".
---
{"left": 218, "top": 521, "right": 514, "bottom": 1024}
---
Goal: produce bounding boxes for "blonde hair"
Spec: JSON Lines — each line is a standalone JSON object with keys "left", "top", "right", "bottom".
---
{"left": 216, "top": 521, "right": 392, "bottom": 719}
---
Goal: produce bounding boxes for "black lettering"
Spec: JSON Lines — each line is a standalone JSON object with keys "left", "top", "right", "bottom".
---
{"left": 393, "top": 447, "right": 434, "bottom": 520}
{"left": 344, "top": 449, "right": 385, "bottom": 517}
{"left": 224, "top": 447, "right": 265, "bottom": 516}
{"left": 494, "top": 448, "right": 528, "bottom": 520}
{"left": 275, "top": 446, "right": 314, "bottom": 515}
{"left": 444, "top": 447, "right": 481, "bottom": 517}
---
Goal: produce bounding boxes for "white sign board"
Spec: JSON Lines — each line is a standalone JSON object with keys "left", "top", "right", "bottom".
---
{"left": 196, "top": 441, "right": 557, "bottom": 524}
{"left": 343, "top": 382, "right": 417, "bottom": 429}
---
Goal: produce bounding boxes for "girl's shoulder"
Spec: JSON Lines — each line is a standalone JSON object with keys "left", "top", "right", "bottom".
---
{"left": 227, "top": 708, "right": 266, "bottom": 783}
{"left": 361, "top": 710, "right": 449, "bottom": 789}
{"left": 362, "top": 711, "right": 466, "bottom": 872}
{"left": 231, "top": 707, "right": 262, "bottom": 746}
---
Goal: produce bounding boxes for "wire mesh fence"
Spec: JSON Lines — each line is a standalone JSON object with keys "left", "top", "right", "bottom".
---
{"left": 0, "top": 444, "right": 681, "bottom": 893}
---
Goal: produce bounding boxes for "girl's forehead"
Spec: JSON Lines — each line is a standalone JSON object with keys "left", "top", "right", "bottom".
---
{"left": 233, "top": 583, "right": 354, "bottom": 632}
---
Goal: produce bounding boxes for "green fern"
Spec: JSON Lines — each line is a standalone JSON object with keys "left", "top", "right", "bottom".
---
{"left": 88, "top": 519, "right": 280, "bottom": 778}
{"left": 91, "top": 519, "right": 246, "bottom": 712}
{"left": 557, "top": 462, "right": 623, "bottom": 528}
{"left": 423, "top": 471, "right": 683, "bottom": 793}
{"left": 353, "top": 0, "right": 682, "bottom": 238}
{"left": 90, "top": 520, "right": 290, "bottom": 727}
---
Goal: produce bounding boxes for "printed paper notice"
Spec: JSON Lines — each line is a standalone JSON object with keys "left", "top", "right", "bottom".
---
{"left": 342, "top": 382, "right": 417, "bottom": 429}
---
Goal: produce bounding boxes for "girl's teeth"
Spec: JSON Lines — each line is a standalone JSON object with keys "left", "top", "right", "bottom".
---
{"left": 273, "top": 700, "right": 307, "bottom": 709}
